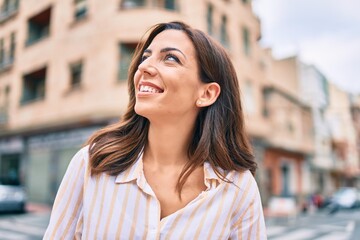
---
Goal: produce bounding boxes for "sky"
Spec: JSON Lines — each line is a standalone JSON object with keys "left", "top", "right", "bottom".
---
{"left": 252, "top": 0, "right": 360, "bottom": 94}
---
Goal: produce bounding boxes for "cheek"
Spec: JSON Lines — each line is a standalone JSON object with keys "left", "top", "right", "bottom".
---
{"left": 133, "top": 70, "right": 141, "bottom": 86}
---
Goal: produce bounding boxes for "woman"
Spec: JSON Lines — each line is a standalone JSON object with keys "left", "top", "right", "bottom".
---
{"left": 44, "top": 21, "right": 267, "bottom": 239}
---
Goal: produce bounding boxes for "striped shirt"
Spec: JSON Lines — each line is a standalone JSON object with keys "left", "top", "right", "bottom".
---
{"left": 44, "top": 146, "right": 267, "bottom": 239}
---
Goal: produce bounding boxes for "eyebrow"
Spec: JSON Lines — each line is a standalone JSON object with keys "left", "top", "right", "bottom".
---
{"left": 144, "top": 47, "right": 187, "bottom": 59}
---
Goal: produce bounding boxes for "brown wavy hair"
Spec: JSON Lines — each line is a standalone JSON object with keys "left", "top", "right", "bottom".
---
{"left": 87, "top": 21, "right": 256, "bottom": 195}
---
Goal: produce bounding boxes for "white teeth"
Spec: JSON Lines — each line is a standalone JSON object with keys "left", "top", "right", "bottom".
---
{"left": 139, "top": 85, "right": 161, "bottom": 93}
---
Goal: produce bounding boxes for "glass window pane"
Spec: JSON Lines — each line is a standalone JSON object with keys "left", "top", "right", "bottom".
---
{"left": 118, "top": 43, "right": 137, "bottom": 81}
{"left": 165, "top": 0, "right": 175, "bottom": 10}
{"left": 121, "top": 0, "right": 145, "bottom": 9}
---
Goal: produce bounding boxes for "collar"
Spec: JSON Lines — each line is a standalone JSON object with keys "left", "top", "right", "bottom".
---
{"left": 114, "top": 153, "right": 230, "bottom": 187}
{"left": 203, "top": 162, "right": 221, "bottom": 182}
{"left": 114, "top": 151, "right": 144, "bottom": 184}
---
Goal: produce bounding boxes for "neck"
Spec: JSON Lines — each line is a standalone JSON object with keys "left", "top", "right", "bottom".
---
{"left": 143, "top": 120, "right": 195, "bottom": 169}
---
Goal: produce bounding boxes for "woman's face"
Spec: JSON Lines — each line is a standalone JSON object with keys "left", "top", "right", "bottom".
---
{"left": 134, "top": 29, "right": 204, "bottom": 122}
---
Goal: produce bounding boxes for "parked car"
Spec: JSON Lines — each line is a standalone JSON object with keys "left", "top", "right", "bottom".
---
{"left": 327, "top": 187, "right": 360, "bottom": 214}
{"left": 0, "top": 182, "right": 26, "bottom": 213}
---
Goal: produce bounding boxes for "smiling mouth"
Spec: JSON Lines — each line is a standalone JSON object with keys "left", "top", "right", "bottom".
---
{"left": 139, "top": 85, "right": 164, "bottom": 93}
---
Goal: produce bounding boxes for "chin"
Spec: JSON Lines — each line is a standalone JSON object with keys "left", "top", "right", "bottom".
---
{"left": 134, "top": 104, "right": 150, "bottom": 118}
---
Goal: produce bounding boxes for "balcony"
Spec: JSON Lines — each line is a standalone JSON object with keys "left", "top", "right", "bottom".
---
{"left": 0, "top": 0, "right": 19, "bottom": 23}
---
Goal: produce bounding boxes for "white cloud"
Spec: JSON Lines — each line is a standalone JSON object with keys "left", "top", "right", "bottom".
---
{"left": 300, "top": 34, "right": 360, "bottom": 93}
{"left": 253, "top": 0, "right": 360, "bottom": 93}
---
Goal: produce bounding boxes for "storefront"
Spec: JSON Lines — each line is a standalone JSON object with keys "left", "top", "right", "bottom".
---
{"left": 263, "top": 148, "right": 310, "bottom": 201}
{"left": 0, "top": 137, "right": 24, "bottom": 187}
{"left": 0, "top": 125, "right": 103, "bottom": 205}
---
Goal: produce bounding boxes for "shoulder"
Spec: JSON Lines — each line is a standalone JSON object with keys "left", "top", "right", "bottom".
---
{"left": 79, "top": 145, "right": 90, "bottom": 159}
{"left": 68, "top": 145, "right": 90, "bottom": 169}
{"left": 74, "top": 145, "right": 90, "bottom": 161}
{"left": 230, "top": 169, "right": 259, "bottom": 195}
{"left": 228, "top": 170, "right": 262, "bottom": 215}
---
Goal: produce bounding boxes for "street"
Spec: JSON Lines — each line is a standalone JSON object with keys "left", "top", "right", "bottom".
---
{"left": 266, "top": 209, "right": 360, "bottom": 240}
{"left": 0, "top": 208, "right": 359, "bottom": 239}
{"left": 0, "top": 211, "right": 49, "bottom": 240}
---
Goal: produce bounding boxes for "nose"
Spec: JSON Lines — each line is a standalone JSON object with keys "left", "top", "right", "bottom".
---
{"left": 138, "top": 57, "right": 157, "bottom": 76}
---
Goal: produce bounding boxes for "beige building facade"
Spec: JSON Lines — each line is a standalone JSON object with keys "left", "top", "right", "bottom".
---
{"left": 350, "top": 94, "right": 360, "bottom": 188}
{"left": 0, "top": 0, "right": 271, "bottom": 205}
{"left": 326, "top": 83, "right": 359, "bottom": 187}
{"left": 260, "top": 54, "right": 314, "bottom": 208}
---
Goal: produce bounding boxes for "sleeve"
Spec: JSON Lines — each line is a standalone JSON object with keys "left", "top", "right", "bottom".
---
{"left": 229, "top": 175, "right": 267, "bottom": 240}
{"left": 43, "top": 147, "right": 87, "bottom": 240}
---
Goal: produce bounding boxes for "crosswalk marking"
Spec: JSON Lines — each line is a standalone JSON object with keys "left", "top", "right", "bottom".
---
{"left": 270, "top": 229, "right": 318, "bottom": 240}
{"left": 266, "top": 226, "right": 287, "bottom": 237}
{"left": 316, "top": 224, "right": 345, "bottom": 231}
{"left": 0, "top": 229, "right": 29, "bottom": 240}
{"left": 266, "top": 218, "right": 356, "bottom": 240}
{"left": 0, "top": 221, "right": 45, "bottom": 236}
{"left": 346, "top": 221, "right": 355, "bottom": 232}
{"left": 314, "top": 231, "right": 351, "bottom": 240}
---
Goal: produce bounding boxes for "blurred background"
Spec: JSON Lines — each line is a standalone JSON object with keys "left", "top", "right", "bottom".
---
{"left": 0, "top": 0, "right": 359, "bottom": 239}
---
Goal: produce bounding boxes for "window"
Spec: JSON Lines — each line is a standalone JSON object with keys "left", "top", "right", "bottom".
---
{"left": 220, "top": 15, "right": 229, "bottom": 47}
{"left": 164, "top": 0, "right": 175, "bottom": 10}
{"left": 9, "top": 32, "right": 15, "bottom": 62}
{"left": 0, "top": 38, "right": 4, "bottom": 65}
{"left": 262, "top": 88, "right": 270, "bottom": 117}
{"left": 1, "top": 0, "right": 18, "bottom": 12}
{"left": 0, "top": 85, "right": 10, "bottom": 124}
{"left": 0, "top": 154, "right": 21, "bottom": 186}
{"left": 21, "top": 67, "right": 46, "bottom": 104}
{"left": 0, "top": 0, "right": 19, "bottom": 22}
{"left": 26, "top": 7, "right": 51, "bottom": 46}
{"left": 70, "top": 61, "right": 83, "bottom": 87}
{"left": 242, "top": 27, "right": 250, "bottom": 56}
{"left": 118, "top": 43, "right": 137, "bottom": 81}
{"left": 0, "top": 33, "right": 15, "bottom": 71}
{"left": 287, "top": 121, "right": 294, "bottom": 133}
{"left": 74, "top": 0, "right": 87, "bottom": 20}
{"left": 207, "top": 4, "right": 213, "bottom": 35}
{"left": 244, "top": 80, "right": 255, "bottom": 114}
{"left": 4, "top": 85, "right": 10, "bottom": 104}
{"left": 281, "top": 164, "right": 290, "bottom": 196}
{"left": 121, "top": 0, "right": 145, "bottom": 9}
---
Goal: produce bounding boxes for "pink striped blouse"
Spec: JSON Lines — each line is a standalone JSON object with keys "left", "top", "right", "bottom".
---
{"left": 44, "top": 146, "right": 267, "bottom": 239}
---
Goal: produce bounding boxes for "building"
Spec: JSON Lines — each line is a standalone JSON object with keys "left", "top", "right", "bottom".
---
{"left": 260, "top": 54, "right": 314, "bottom": 208}
{"left": 0, "top": 0, "right": 269, "bottom": 205}
{"left": 299, "top": 63, "right": 334, "bottom": 196}
{"left": 326, "top": 83, "right": 359, "bottom": 188}
{"left": 350, "top": 94, "right": 360, "bottom": 187}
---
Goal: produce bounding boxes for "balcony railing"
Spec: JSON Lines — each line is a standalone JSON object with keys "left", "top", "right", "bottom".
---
{"left": 0, "top": 0, "right": 19, "bottom": 23}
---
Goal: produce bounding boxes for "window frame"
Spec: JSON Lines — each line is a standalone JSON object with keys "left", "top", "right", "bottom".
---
{"left": 25, "top": 7, "right": 52, "bottom": 46}
{"left": 74, "top": 0, "right": 88, "bottom": 21}
{"left": 69, "top": 60, "right": 83, "bottom": 88}
{"left": 118, "top": 42, "right": 137, "bottom": 81}
{"left": 20, "top": 67, "right": 47, "bottom": 105}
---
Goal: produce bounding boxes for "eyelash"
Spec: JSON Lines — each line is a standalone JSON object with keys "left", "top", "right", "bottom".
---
{"left": 164, "top": 54, "right": 180, "bottom": 63}
{"left": 140, "top": 55, "right": 148, "bottom": 63}
{"left": 140, "top": 53, "right": 181, "bottom": 64}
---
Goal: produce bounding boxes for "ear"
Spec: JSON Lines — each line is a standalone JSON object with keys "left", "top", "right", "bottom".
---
{"left": 196, "top": 82, "right": 221, "bottom": 107}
